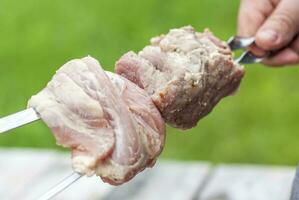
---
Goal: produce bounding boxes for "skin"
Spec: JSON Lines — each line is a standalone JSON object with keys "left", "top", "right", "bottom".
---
{"left": 238, "top": 0, "right": 299, "bottom": 66}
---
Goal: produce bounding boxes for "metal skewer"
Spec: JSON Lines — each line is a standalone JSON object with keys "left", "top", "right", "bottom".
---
{"left": 36, "top": 172, "right": 82, "bottom": 200}
{"left": 227, "top": 36, "right": 255, "bottom": 51}
{"left": 0, "top": 109, "right": 83, "bottom": 200}
{"left": 0, "top": 108, "right": 40, "bottom": 134}
{"left": 0, "top": 35, "right": 265, "bottom": 199}
{"left": 227, "top": 36, "right": 266, "bottom": 64}
{"left": 0, "top": 38, "right": 263, "bottom": 135}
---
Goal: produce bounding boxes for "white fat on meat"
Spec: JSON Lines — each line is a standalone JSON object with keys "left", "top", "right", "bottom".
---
{"left": 28, "top": 56, "right": 165, "bottom": 185}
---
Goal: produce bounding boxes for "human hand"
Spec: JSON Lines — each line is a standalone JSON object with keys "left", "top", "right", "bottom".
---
{"left": 238, "top": 0, "right": 299, "bottom": 66}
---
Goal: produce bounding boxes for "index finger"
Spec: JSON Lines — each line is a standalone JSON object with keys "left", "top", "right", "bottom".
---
{"left": 237, "top": 0, "right": 274, "bottom": 37}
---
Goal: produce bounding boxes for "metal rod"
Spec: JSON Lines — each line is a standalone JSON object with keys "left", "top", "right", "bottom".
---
{"left": 36, "top": 172, "right": 82, "bottom": 200}
{"left": 0, "top": 108, "right": 40, "bottom": 134}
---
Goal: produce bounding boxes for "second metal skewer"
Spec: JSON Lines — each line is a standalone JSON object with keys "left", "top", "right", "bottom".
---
{"left": 0, "top": 108, "right": 83, "bottom": 200}
{"left": 36, "top": 172, "right": 83, "bottom": 200}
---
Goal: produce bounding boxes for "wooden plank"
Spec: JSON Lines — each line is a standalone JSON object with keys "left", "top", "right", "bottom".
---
{"left": 104, "top": 161, "right": 211, "bottom": 200}
{"left": 11, "top": 151, "right": 114, "bottom": 200}
{"left": 11, "top": 150, "right": 210, "bottom": 200}
{"left": 198, "top": 164, "right": 295, "bottom": 200}
{"left": 1, "top": 148, "right": 296, "bottom": 200}
{"left": 53, "top": 176, "right": 114, "bottom": 200}
{"left": 0, "top": 148, "right": 60, "bottom": 200}
{"left": 37, "top": 161, "right": 115, "bottom": 200}
{"left": 21, "top": 153, "right": 74, "bottom": 200}
{"left": 0, "top": 149, "right": 211, "bottom": 200}
{"left": 0, "top": 149, "right": 114, "bottom": 199}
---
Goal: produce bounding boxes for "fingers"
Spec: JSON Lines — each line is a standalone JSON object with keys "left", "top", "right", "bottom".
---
{"left": 249, "top": 44, "right": 268, "bottom": 57}
{"left": 237, "top": 0, "right": 299, "bottom": 66}
{"left": 255, "top": 0, "right": 299, "bottom": 51}
{"left": 290, "top": 34, "right": 299, "bottom": 53}
{"left": 262, "top": 35, "right": 299, "bottom": 66}
{"left": 237, "top": 0, "right": 274, "bottom": 37}
{"left": 263, "top": 48, "right": 299, "bottom": 66}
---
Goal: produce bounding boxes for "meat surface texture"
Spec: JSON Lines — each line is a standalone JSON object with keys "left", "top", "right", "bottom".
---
{"left": 116, "top": 26, "right": 245, "bottom": 129}
{"left": 28, "top": 56, "right": 165, "bottom": 185}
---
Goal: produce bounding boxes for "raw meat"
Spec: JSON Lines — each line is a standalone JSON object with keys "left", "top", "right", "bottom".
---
{"left": 28, "top": 56, "right": 165, "bottom": 185}
{"left": 116, "top": 26, "right": 245, "bottom": 129}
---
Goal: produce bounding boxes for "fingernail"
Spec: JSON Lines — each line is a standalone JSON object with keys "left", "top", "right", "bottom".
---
{"left": 257, "top": 29, "right": 279, "bottom": 43}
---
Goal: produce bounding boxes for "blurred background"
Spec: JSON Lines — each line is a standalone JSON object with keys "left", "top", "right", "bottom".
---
{"left": 0, "top": 0, "right": 298, "bottom": 166}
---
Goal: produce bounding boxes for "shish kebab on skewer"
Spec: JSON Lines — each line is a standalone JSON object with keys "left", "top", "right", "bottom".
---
{"left": 0, "top": 26, "right": 264, "bottom": 200}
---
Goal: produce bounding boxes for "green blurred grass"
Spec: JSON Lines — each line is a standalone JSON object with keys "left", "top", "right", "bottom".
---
{"left": 0, "top": 0, "right": 299, "bottom": 165}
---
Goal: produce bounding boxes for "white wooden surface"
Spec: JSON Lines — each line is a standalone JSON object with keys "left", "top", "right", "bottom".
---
{"left": 104, "top": 161, "right": 211, "bottom": 200}
{"left": 0, "top": 149, "right": 296, "bottom": 200}
{"left": 198, "top": 164, "right": 295, "bottom": 200}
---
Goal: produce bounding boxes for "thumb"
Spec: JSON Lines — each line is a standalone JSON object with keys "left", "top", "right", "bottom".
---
{"left": 255, "top": 0, "right": 299, "bottom": 51}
